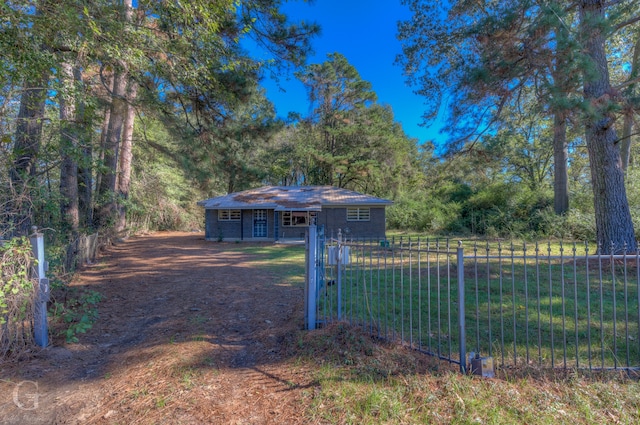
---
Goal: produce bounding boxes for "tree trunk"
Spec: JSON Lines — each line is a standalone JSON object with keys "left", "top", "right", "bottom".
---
{"left": 580, "top": 0, "right": 636, "bottom": 253}
{"left": 95, "top": 67, "right": 128, "bottom": 228}
{"left": 553, "top": 110, "right": 569, "bottom": 214}
{"left": 95, "top": 0, "right": 134, "bottom": 229}
{"left": 75, "top": 64, "right": 93, "bottom": 230}
{"left": 59, "top": 56, "right": 83, "bottom": 271}
{"left": 9, "top": 72, "right": 49, "bottom": 236}
{"left": 551, "top": 15, "right": 570, "bottom": 215}
{"left": 78, "top": 144, "right": 93, "bottom": 228}
{"left": 94, "top": 103, "right": 111, "bottom": 215}
{"left": 115, "top": 81, "right": 138, "bottom": 234}
{"left": 59, "top": 58, "right": 80, "bottom": 234}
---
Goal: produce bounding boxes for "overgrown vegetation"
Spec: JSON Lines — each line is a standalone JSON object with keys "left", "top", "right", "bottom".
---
{"left": 0, "top": 237, "right": 38, "bottom": 358}
{"left": 50, "top": 287, "right": 103, "bottom": 343}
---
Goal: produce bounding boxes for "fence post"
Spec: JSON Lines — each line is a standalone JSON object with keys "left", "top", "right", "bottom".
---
{"left": 306, "top": 224, "right": 317, "bottom": 330}
{"left": 457, "top": 241, "right": 466, "bottom": 373}
{"left": 30, "top": 228, "right": 49, "bottom": 347}
{"left": 337, "top": 229, "right": 343, "bottom": 321}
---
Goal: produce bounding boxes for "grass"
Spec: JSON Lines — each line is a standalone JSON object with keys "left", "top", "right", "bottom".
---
{"left": 204, "top": 237, "right": 639, "bottom": 369}
{"left": 317, "top": 238, "right": 640, "bottom": 370}
{"left": 296, "top": 323, "right": 640, "bottom": 424}
{"left": 112, "top": 238, "right": 639, "bottom": 422}
{"left": 229, "top": 244, "right": 307, "bottom": 286}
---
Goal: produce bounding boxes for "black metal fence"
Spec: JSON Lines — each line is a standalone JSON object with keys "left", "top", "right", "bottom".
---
{"left": 308, "top": 229, "right": 640, "bottom": 373}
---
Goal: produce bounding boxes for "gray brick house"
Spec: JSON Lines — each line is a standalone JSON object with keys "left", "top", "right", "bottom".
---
{"left": 197, "top": 186, "right": 392, "bottom": 242}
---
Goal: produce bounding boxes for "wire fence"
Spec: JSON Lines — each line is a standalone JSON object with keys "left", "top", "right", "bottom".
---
{"left": 308, "top": 229, "right": 640, "bottom": 373}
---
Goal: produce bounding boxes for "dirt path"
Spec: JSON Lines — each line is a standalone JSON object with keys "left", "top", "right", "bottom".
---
{"left": 0, "top": 232, "right": 316, "bottom": 424}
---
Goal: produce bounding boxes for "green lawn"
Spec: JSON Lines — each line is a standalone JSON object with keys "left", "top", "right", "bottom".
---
{"left": 235, "top": 243, "right": 307, "bottom": 286}
{"left": 318, "top": 239, "right": 640, "bottom": 370}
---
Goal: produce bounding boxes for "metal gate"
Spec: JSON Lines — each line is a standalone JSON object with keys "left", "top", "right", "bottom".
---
{"left": 305, "top": 225, "right": 467, "bottom": 372}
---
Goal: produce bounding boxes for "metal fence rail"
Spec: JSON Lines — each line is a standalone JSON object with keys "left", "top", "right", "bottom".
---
{"left": 308, "top": 229, "right": 640, "bottom": 373}
{"left": 466, "top": 241, "right": 640, "bottom": 371}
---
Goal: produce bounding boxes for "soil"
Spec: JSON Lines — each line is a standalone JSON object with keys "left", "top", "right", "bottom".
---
{"left": 0, "top": 232, "right": 318, "bottom": 424}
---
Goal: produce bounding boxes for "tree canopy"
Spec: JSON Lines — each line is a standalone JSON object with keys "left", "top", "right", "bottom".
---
{"left": 1, "top": 0, "right": 639, "bottom": 261}
{"left": 398, "top": 0, "right": 640, "bottom": 252}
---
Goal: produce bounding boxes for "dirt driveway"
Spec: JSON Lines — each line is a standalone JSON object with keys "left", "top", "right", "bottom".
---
{"left": 0, "top": 232, "right": 316, "bottom": 424}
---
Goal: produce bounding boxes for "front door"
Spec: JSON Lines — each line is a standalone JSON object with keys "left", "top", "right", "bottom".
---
{"left": 253, "top": 209, "right": 267, "bottom": 238}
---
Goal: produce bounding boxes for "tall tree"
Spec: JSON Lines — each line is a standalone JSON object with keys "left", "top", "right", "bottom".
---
{"left": 549, "top": 8, "right": 577, "bottom": 214}
{"left": 94, "top": 0, "right": 136, "bottom": 228}
{"left": 115, "top": 81, "right": 138, "bottom": 234}
{"left": 1, "top": 0, "right": 319, "bottom": 241}
{"left": 265, "top": 55, "right": 420, "bottom": 200}
{"left": 58, "top": 56, "right": 80, "bottom": 235}
{"left": 177, "top": 85, "right": 282, "bottom": 194}
{"left": 295, "top": 52, "right": 378, "bottom": 187}
{"left": 482, "top": 100, "right": 555, "bottom": 192}
{"left": 399, "top": 1, "right": 582, "bottom": 215}
{"left": 579, "top": 0, "right": 637, "bottom": 252}
{"left": 398, "top": 0, "right": 640, "bottom": 252}
{"left": 6, "top": 1, "right": 55, "bottom": 236}
{"left": 76, "top": 64, "right": 94, "bottom": 230}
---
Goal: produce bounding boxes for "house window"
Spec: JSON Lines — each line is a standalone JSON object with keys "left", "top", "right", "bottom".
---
{"left": 347, "top": 207, "right": 370, "bottom": 221}
{"left": 282, "top": 211, "right": 310, "bottom": 227}
{"left": 218, "top": 209, "right": 241, "bottom": 221}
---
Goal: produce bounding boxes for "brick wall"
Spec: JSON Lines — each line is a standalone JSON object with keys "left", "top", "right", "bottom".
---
{"left": 205, "top": 209, "right": 275, "bottom": 241}
{"left": 317, "top": 207, "right": 387, "bottom": 240}
{"left": 206, "top": 206, "right": 387, "bottom": 241}
{"left": 205, "top": 209, "right": 242, "bottom": 240}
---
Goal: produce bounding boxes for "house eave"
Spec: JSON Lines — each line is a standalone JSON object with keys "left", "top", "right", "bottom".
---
{"left": 197, "top": 186, "right": 393, "bottom": 210}
{"left": 321, "top": 202, "right": 393, "bottom": 208}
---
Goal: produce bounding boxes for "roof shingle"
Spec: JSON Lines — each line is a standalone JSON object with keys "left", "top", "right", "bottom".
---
{"left": 197, "top": 186, "right": 392, "bottom": 210}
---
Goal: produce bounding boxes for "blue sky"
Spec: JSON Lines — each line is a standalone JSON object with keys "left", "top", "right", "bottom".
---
{"left": 256, "top": 0, "right": 445, "bottom": 145}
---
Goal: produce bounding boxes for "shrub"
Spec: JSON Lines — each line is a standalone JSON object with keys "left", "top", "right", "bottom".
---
{"left": 387, "top": 195, "right": 460, "bottom": 232}
{"left": 0, "top": 237, "right": 38, "bottom": 359}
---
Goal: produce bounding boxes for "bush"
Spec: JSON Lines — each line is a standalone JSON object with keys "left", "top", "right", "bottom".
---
{"left": 386, "top": 194, "right": 460, "bottom": 233}
{"left": 0, "top": 237, "right": 38, "bottom": 359}
{"left": 50, "top": 287, "right": 102, "bottom": 343}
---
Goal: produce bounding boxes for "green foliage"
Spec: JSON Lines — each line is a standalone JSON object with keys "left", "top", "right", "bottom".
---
{"left": 386, "top": 173, "right": 598, "bottom": 239}
{"left": 0, "top": 236, "right": 38, "bottom": 357}
{"left": 263, "top": 54, "right": 421, "bottom": 205}
{"left": 50, "top": 287, "right": 103, "bottom": 343}
{"left": 0, "top": 238, "right": 35, "bottom": 321}
{"left": 2, "top": 0, "right": 319, "bottom": 242}
{"left": 386, "top": 191, "right": 460, "bottom": 233}
{"left": 398, "top": 0, "right": 639, "bottom": 251}
{"left": 126, "top": 119, "right": 206, "bottom": 232}
{"left": 2, "top": 0, "right": 637, "bottom": 256}
{"left": 533, "top": 208, "right": 596, "bottom": 240}
{"left": 174, "top": 86, "right": 282, "bottom": 194}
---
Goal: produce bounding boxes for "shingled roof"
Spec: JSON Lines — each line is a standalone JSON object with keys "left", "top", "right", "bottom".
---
{"left": 197, "top": 186, "right": 392, "bottom": 211}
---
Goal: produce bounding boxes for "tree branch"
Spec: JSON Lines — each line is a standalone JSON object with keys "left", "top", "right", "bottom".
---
{"left": 615, "top": 14, "right": 640, "bottom": 31}
{"left": 615, "top": 75, "right": 640, "bottom": 92}
{"left": 604, "top": 0, "right": 626, "bottom": 7}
